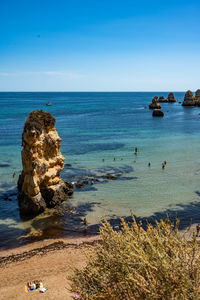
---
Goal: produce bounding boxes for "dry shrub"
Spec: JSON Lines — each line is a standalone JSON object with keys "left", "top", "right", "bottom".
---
{"left": 70, "top": 216, "right": 200, "bottom": 299}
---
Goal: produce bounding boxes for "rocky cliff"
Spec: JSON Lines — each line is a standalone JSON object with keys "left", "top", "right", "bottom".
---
{"left": 18, "top": 110, "right": 73, "bottom": 217}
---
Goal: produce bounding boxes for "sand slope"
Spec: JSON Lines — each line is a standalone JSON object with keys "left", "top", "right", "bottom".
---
{"left": 0, "top": 237, "right": 98, "bottom": 300}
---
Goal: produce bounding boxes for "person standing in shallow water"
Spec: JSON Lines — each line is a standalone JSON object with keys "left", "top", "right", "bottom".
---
{"left": 134, "top": 147, "right": 138, "bottom": 155}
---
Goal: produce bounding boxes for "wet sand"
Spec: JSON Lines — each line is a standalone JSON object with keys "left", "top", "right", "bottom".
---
{"left": 0, "top": 236, "right": 99, "bottom": 300}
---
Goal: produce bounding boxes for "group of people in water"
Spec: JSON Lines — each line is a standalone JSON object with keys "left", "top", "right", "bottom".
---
{"left": 134, "top": 147, "right": 167, "bottom": 169}
{"left": 101, "top": 147, "right": 167, "bottom": 170}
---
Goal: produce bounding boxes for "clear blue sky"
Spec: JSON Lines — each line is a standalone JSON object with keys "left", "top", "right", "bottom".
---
{"left": 0, "top": 0, "right": 200, "bottom": 91}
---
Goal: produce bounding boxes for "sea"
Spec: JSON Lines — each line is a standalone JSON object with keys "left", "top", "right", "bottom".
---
{"left": 1, "top": 92, "right": 200, "bottom": 249}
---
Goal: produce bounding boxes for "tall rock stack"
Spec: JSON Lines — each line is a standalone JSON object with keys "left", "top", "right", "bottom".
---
{"left": 167, "top": 92, "right": 176, "bottom": 103}
{"left": 182, "top": 90, "right": 196, "bottom": 106}
{"left": 18, "top": 110, "right": 73, "bottom": 217}
{"left": 149, "top": 96, "right": 161, "bottom": 109}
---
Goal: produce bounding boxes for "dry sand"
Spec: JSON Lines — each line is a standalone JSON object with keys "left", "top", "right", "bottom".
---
{"left": 0, "top": 223, "right": 198, "bottom": 300}
{"left": 0, "top": 236, "right": 99, "bottom": 300}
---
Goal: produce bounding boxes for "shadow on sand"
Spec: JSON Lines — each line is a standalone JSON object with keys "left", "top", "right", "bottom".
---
{"left": 1, "top": 189, "right": 200, "bottom": 250}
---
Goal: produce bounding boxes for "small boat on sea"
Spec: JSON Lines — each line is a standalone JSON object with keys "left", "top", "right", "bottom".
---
{"left": 46, "top": 102, "right": 52, "bottom": 106}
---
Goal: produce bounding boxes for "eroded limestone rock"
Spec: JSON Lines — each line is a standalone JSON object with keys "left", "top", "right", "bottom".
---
{"left": 167, "top": 92, "right": 176, "bottom": 103}
{"left": 152, "top": 109, "right": 164, "bottom": 117}
{"left": 149, "top": 96, "right": 161, "bottom": 109}
{"left": 195, "top": 89, "right": 200, "bottom": 106}
{"left": 158, "top": 96, "right": 168, "bottom": 103}
{"left": 182, "top": 90, "right": 196, "bottom": 106}
{"left": 18, "top": 110, "right": 73, "bottom": 216}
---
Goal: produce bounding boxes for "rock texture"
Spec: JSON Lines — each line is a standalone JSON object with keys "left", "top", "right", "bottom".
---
{"left": 167, "top": 92, "right": 176, "bottom": 103}
{"left": 182, "top": 90, "right": 196, "bottom": 106}
{"left": 152, "top": 109, "right": 164, "bottom": 117}
{"left": 18, "top": 110, "right": 73, "bottom": 217}
{"left": 149, "top": 96, "right": 161, "bottom": 109}
{"left": 158, "top": 96, "right": 168, "bottom": 103}
{"left": 195, "top": 89, "right": 200, "bottom": 106}
{"left": 195, "top": 89, "right": 200, "bottom": 100}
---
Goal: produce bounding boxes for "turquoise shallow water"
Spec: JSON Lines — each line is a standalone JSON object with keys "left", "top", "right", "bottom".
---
{"left": 1, "top": 92, "right": 200, "bottom": 249}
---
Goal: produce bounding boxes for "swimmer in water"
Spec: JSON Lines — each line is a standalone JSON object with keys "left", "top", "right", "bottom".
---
{"left": 148, "top": 162, "right": 151, "bottom": 167}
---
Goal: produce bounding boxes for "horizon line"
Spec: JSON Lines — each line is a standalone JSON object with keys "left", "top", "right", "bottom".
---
{"left": 0, "top": 90, "right": 189, "bottom": 93}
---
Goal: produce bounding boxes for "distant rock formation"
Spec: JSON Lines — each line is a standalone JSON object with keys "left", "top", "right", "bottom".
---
{"left": 182, "top": 90, "right": 196, "bottom": 106}
{"left": 195, "top": 89, "right": 200, "bottom": 100}
{"left": 195, "top": 89, "right": 200, "bottom": 106}
{"left": 152, "top": 109, "right": 164, "bottom": 117}
{"left": 149, "top": 96, "right": 161, "bottom": 109}
{"left": 158, "top": 96, "right": 168, "bottom": 103}
{"left": 18, "top": 110, "right": 73, "bottom": 217}
{"left": 167, "top": 93, "right": 176, "bottom": 103}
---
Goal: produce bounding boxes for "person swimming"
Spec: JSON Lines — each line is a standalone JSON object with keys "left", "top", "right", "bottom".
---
{"left": 148, "top": 162, "right": 151, "bottom": 167}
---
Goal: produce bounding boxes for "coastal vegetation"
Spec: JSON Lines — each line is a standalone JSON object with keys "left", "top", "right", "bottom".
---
{"left": 70, "top": 216, "right": 200, "bottom": 299}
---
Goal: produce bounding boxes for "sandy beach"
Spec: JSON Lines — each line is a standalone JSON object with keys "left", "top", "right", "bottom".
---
{"left": 0, "top": 223, "right": 198, "bottom": 300}
{"left": 0, "top": 236, "right": 99, "bottom": 300}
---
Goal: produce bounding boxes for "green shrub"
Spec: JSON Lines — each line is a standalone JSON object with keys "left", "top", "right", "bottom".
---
{"left": 70, "top": 216, "right": 200, "bottom": 299}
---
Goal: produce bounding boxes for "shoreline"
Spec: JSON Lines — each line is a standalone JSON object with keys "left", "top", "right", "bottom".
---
{"left": 1, "top": 91, "right": 200, "bottom": 250}
{"left": 0, "top": 234, "right": 100, "bottom": 260}
{"left": 0, "top": 216, "right": 198, "bottom": 256}
{"left": 0, "top": 221, "right": 198, "bottom": 262}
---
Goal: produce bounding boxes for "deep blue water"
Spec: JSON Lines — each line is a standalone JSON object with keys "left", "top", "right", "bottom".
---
{"left": 1, "top": 92, "right": 200, "bottom": 249}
